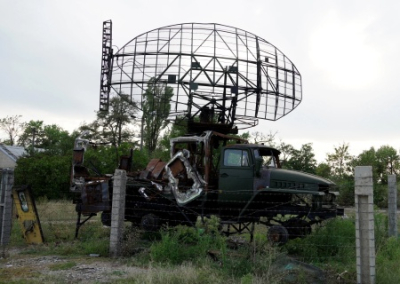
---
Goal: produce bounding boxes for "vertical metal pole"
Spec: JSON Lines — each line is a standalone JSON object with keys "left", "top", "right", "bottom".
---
{"left": 355, "top": 166, "right": 375, "bottom": 284}
{"left": 109, "top": 169, "right": 127, "bottom": 258}
{"left": 388, "top": 174, "right": 397, "bottom": 238}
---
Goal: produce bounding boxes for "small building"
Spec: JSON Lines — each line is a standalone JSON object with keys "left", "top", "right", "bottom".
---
{"left": 0, "top": 144, "right": 26, "bottom": 170}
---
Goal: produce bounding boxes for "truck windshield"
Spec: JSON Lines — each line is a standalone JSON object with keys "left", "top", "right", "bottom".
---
{"left": 254, "top": 149, "right": 276, "bottom": 168}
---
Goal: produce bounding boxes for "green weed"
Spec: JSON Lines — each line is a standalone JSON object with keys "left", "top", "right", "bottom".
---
{"left": 376, "top": 237, "right": 400, "bottom": 283}
{"left": 48, "top": 261, "right": 76, "bottom": 271}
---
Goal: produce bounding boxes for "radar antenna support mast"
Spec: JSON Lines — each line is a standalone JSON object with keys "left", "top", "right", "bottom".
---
{"left": 99, "top": 20, "right": 113, "bottom": 112}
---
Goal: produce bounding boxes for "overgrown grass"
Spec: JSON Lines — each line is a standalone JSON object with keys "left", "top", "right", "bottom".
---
{"left": 9, "top": 198, "right": 110, "bottom": 257}
{"left": 6, "top": 200, "right": 400, "bottom": 284}
{"left": 48, "top": 261, "right": 77, "bottom": 271}
{"left": 146, "top": 218, "right": 286, "bottom": 282}
{"left": 376, "top": 237, "right": 400, "bottom": 283}
{"left": 284, "top": 218, "right": 357, "bottom": 282}
{"left": 285, "top": 218, "right": 356, "bottom": 264}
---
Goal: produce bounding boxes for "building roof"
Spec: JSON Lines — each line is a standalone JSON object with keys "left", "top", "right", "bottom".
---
{"left": 0, "top": 144, "right": 26, "bottom": 162}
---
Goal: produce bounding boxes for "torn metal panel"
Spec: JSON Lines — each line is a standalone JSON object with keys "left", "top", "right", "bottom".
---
{"left": 165, "top": 149, "right": 206, "bottom": 206}
{"left": 12, "top": 185, "right": 44, "bottom": 244}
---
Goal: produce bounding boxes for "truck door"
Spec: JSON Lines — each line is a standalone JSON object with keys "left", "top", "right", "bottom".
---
{"left": 218, "top": 148, "right": 254, "bottom": 206}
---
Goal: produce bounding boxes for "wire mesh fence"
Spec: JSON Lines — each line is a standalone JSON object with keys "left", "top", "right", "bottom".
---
{"left": 2, "top": 167, "right": 400, "bottom": 283}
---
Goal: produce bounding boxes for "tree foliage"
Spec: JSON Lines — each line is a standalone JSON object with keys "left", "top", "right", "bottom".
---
{"left": 17, "top": 120, "right": 76, "bottom": 155}
{"left": 154, "top": 120, "right": 187, "bottom": 161}
{"left": 80, "top": 96, "right": 137, "bottom": 147}
{"left": 283, "top": 143, "right": 317, "bottom": 174}
{"left": 14, "top": 153, "right": 72, "bottom": 199}
{"left": 327, "top": 143, "right": 353, "bottom": 178}
{"left": 142, "top": 78, "right": 174, "bottom": 154}
{"left": 353, "top": 145, "right": 400, "bottom": 184}
{"left": 83, "top": 143, "right": 149, "bottom": 175}
{"left": 18, "top": 120, "right": 44, "bottom": 148}
{"left": 0, "top": 115, "right": 25, "bottom": 145}
{"left": 5, "top": 113, "right": 400, "bottom": 208}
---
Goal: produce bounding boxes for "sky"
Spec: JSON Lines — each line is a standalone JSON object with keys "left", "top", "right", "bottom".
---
{"left": 1, "top": 0, "right": 399, "bottom": 162}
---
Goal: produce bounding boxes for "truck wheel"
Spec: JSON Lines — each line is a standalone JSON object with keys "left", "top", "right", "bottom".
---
{"left": 101, "top": 211, "right": 112, "bottom": 226}
{"left": 141, "top": 213, "right": 160, "bottom": 232}
{"left": 268, "top": 225, "right": 289, "bottom": 245}
{"left": 284, "top": 218, "right": 312, "bottom": 239}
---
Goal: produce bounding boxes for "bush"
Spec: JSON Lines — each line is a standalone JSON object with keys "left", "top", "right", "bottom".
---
{"left": 14, "top": 153, "right": 72, "bottom": 199}
{"left": 335, "top": 179, "right": 355, "bottom": 206}
{"left": 150, "top": 225, "right": 225, "bottom": 265}
{"left": 285, "top": 218, "right": 356, "bottom": 264}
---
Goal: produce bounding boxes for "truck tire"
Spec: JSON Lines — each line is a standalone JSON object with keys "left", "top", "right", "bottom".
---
{"left": 101, "top": 211, "right": 112, "bottom": 226}
{"left": 283, "top": 218, "right": 312, "bottom": 239}
{"left": 140, "top": 213, "right": 160, "bottom": 232}
{"left": 268, "top": 225, "right": 289, "bottom": 245}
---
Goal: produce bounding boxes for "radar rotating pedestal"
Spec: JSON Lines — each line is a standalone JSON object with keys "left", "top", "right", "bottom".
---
{"left": 99, "top": 21, "right": 302, "bottom": 134}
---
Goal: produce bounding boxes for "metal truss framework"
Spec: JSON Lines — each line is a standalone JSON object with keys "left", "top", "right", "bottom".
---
{"left": 101, "top": 22, "right": 302, "bottom": 132}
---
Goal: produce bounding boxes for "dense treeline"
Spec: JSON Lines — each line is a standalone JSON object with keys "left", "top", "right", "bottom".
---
{"left": 1, "top": 99, "right": 399, "bottom": 205}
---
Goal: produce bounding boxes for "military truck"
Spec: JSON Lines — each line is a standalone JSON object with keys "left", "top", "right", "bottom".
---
{"left": 71, "top": 130, "right": 343, "bottom": 244}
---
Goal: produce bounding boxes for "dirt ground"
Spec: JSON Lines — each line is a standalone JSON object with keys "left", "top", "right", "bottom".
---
{"left": 0, "top": 249, "right": 146, "bottom": 283}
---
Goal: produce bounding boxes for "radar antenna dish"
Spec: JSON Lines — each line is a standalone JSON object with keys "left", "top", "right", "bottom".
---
{"left": 99, "top": 22, "right": 302, "bottom": 134}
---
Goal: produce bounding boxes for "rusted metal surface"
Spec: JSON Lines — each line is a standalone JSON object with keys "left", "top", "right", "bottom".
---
{"left": 146, "top": 159, "right": 161, "bottom": 172}
{"left": 70, "top": 133, "right": 90, "bottom": 193}
{"left": 73, "top": 149, "right": 85, "bottom": 165}
{"left": 169, "top": 131, "right": 249, "bottom": 191}
{"left": 151, "top": 161, "right": 166, "bottom": 180}
{"left": 167, "top": 159, "right": 185, "bottom": 176}
{"left": 139, "top": 170, "right": 150, "bottom": 180}
{"left": 80, "top": 180, "right": 110, "bottom": 213}
{"left": 119, "top": 149, "right": 133, "bottom": 172}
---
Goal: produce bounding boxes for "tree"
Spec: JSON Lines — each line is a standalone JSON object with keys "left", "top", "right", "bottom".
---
{"left": 18, "top": 120, "right": 44, "bottom": 150}
{"left": 352, "top": 145, "right": 400, "bottom": 184}
{"left": 352, "top": 147, "right": 379, "bottom": 182}
{"left": 0, "top": 115, "right": 25, "bottom": 145}
{"left": 327, "top": 143, "right": 353, "bottom": 178}
{"left": 315, "top": 162, "right": 332, "bottom": 179}
{"left": 284, "top": 143, "right": 317, "bottom": 174}
{"left": 41, "top": 124, "right": 76, "bottom": 155}
{"left": 376, "top": 145, "right": 399, "bottom": 177}
{"left": 155, "top": 120, "right": 187, "bottom": 160}
{"left": 277, "top": 141, "right": 295, "bottom": 168}
{"left": 18, "top": 121, "right": 75, "bottom": 155}
{"left": 250, "top": 131, "right": 277, "bottom": 146}
{"left": 142, "top": 78, "right": 174, "bottom": 153}
{"left": 81, "top": 96, "right": 137, "bottom": 147}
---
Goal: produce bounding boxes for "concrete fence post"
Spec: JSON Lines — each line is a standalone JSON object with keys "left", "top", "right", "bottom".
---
{"left": 109, "top": 169, "right": 126, "bottom": 258}
{"left": 0, "top": 169, "right": 14, "bottom": 257}
{"left": 388, "top": 174, "right": 397, "bottom": 238}
{"left": 355, "top": 166, "right": 375, "bottom": 284}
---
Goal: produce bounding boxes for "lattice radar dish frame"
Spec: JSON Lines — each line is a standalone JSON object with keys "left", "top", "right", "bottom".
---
{"left": 99, "top": 21, "right": 302, "bottom": 133}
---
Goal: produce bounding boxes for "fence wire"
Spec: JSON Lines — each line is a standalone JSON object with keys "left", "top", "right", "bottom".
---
{"left": 2, "top": 169, "right": 399, "bottom": 283}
